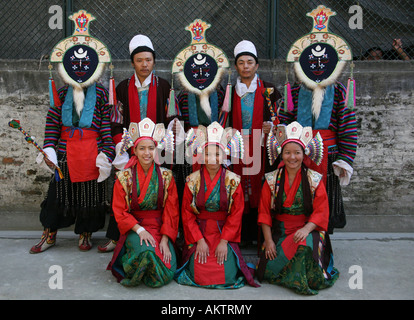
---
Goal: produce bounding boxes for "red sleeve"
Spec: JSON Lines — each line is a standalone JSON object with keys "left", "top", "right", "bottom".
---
{"left": 112, "top": 179, "right": 138, "bottom": 235}
{"left": 112, "top": 133, "right": 122, "bottom": 145}
{"left": 221, "top": 183, "right": 244, "bottom": 243}
{"left": 308, "top": 180, "right": 329, "bottom": 231}
{"left": 160, "top": 177, "right": 180, "bottom": 242}
{"left": 181, "top": 184, "right": 204, "bottom": 245}
{"left": 257, "top": 181, "right": 273, "bottom": 227}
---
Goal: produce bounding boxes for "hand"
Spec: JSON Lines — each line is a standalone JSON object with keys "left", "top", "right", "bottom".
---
{"left": 138, "top": 230, "right": 157, "bottom": 248}
{"left": 44, "top": 158, "right": 55, "bottom": 169}
{"left": 391, "top": 38, "right": 410, "bottom": 60}
{"left": 159, "top": 235, "right": 171, "bottom": 264}
{"left": 293, "top": 227, "right": 310, "bottom": 243}
{"left": 263, "top": 239, "right": 277, "bottom": 260}
{"left": 392, "top": 38, "right": 403, "bottom": 50}
{"left": 333, "top": 164, "right": 347, "bottom": 178}
{"left": 215, "top": 239, "right": 228, "bottom": 265}
{"left": 262, "top": 122, "right": 272, "bottom": 134}
{"left": 195, "top": 238, "right": 209, "bottom": 264}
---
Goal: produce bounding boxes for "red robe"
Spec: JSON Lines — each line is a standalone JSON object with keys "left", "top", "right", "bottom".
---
{"left": 258, "top": 168, "right": 329, "bottom": 259}
{"left": 181, "top": 168, "right": 244, "bottom": 245}
{"left": 107, "top": 163, "right": 179, "bottom": 280}
{"left": 180, "top": 168, "right": 254, "bottom": 286}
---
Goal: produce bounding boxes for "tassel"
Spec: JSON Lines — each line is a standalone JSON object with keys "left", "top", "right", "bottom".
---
{"left": 108, "top": 64, "right": 117, "bottom": 106}
{"left": 49, "top": 78, "right": 61, "bottom": 107}
{"left": 345, "top": 62, "right": 356, "bottom": 109}
{"left": 109, "top": 76, "right": 117, "bottom": 106}
{"left": 345, "top": 78, "right": 356, "bottom": 109}
{"left": 284, "top": 81, "right": 293, "bottom": 112}
{"left": 166, "top": 75, "right": 178, "bottom": 117}
{"left": 221, "top": 70, "right": 232, "bottom": 113}
{"left": 48, "top": 64, "right": 61, "bottom": 107}
{"left": 55, "top": 168, "right": 64, "bottom": 181}
{"left": 221, "top": 83, "right": 232, "bottom": 113}
{"left": 167, "top": 88, "right": 177, "bottom": 117}
{"left": 48, "top": 79, "right": 54, "bottom": 107}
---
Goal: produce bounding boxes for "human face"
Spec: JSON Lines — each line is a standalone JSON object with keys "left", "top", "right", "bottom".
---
{"left": 282, "top": 142, "right": 304, "bottom": 172}
{"left": 235, "top": 55, "right": 258, "bottom": 83}
{"left": 131, "top": 51, "right": 154, "bottom": 83}
{"left": 366, "top": 50, "right": 383, "bottom": 60}
{"left": 134, "top": 139, "right": 156, "bottom": 168}
{"left": 203, "top": 145, "right": 222, "bottom": 173}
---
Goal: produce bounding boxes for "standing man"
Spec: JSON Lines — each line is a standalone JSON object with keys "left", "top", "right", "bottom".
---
{"left": 229, "top": 40, "right": 281, "bottom": 246}
{"left": 30, "top": 10, "right": 115, "bottom": 253}
{"left": 111, "top": 34, "right": 172, "bottom": 148}
{"left": 99, "top": 34, "right": 175, "bottom": 252}
{"left": 278, "top": 5, "right": 358, "bottom": 233}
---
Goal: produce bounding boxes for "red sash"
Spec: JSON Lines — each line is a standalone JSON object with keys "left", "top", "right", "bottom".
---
{"left": 232, "top": 79, "right": 265, "bottom": 209}
{"left": 130, "top": 162, "right": 164, "bottom": 212}
{"left": 108, "top": 209, "right": 171, "bottom": 275}
{"left": 61, "top": 126, "right": 99, "bottom": 182}
{"left": 277, "top": 213, "right": 308, "bottom": 260}
{"left": 283, "top": 169, "right": 302, "bottom": 208}
{"left": 134, "top": 209, "right": 171, "bottom": 269}
{"left": 136, "top": 162, "right": 154, "bottom": 204}
{"left": 128, "top": 74, "right": 157, "bottom": 123}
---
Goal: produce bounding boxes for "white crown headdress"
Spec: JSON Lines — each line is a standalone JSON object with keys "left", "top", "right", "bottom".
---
{"left": 185, "top": 121, "right": 244, "bottom": 160}
{"left": 267, "top": 121, "right": 323, "bottom": 166}
{"left": 118, "top": 118, "right": 174, "bottom": 155}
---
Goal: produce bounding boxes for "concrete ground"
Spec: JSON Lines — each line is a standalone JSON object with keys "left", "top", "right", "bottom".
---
{"left": 0, "top": 231, "right": 413, "bottom": 301}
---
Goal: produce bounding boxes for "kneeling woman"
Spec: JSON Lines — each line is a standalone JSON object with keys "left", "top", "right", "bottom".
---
{"left": 107, "top": 119, "right": 179, "bottom": 287}
{"left": 257, "top": 122, "right": 339, "bottom": 295}
{"left": 175, "top": 122, "right": 258, "bottom": 289}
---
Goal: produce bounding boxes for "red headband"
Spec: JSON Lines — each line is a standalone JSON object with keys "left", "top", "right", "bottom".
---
{"left": 281, "top": 139, "right": 306, "bottom": 149}
{"left": 133, "top": 136, "right": 157, "bottom": 148}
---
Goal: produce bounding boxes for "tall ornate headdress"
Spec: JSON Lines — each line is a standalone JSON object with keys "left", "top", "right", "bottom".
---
{"left": 185, "top": 121, "right": 244, "bottom": 160}
{"left": 285, "top": 5, "right": 353, "bottom": 119}
{"left": 47, "top": 10, "right": 114, "bottom": 116}
{"left": 267, "top": 121, "right": 323, "bottom": 166}
{"left": 171, "top": 19, "right": 230, "bottom": 120}
{"left": 118, "top": 118, "right": 174, "bottom": 155}
{"left": 49, "top": 10, "right": 111, "bottom": 89}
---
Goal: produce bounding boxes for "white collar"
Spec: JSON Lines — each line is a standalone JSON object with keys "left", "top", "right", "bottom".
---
{"left": 235, "top": 74, "right": 258, "bottom": 97}
{"left": 134, "top": 72, "right": 153, "bottom": 89}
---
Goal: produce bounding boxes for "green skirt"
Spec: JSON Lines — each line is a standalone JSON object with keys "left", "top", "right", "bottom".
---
{"left": 120, "top": 232, "right": 177, "bottom": 287}
{"left": 263, "top": 245, "right": 339, "bottom": 295}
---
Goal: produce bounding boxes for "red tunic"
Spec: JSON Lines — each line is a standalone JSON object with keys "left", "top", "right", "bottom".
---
{"left": 258, "top": 169, "right": 329, "bottom": 230}
{"left": 108, "top": 164, "right": 179, "bottom": 280}
{"left": 258, "top": 169, "right": 329, "bottom": 259}
{"left": 181, "top": 169, "right": 245, "bottom": 286}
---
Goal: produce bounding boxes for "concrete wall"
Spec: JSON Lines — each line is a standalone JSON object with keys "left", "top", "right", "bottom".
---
{"left": 1, "top": 59, "right": 413, "bottom": 231}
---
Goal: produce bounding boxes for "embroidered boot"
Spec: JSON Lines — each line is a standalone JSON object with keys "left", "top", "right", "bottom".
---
{"left": 79, "top": 232, "right": 92, "bottom": 251}
{"left": 29, "top": 228, "right": 57, "bottom": 254}
{"left": 97, "top": 239, "right": 117, "bottom": 253}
